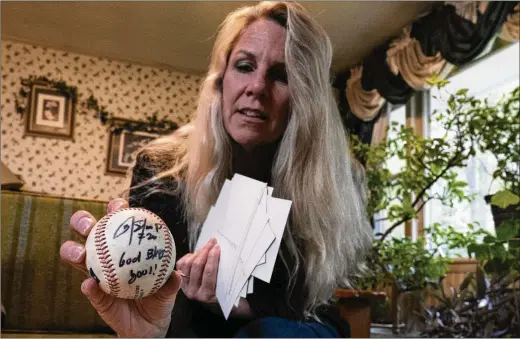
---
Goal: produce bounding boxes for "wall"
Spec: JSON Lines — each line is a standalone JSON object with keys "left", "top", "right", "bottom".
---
{"left": 1, "top": 40, "right": 203, "bottom": 201}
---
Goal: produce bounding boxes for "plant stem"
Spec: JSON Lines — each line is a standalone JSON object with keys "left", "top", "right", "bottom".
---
{"left": 380, "top": 150, "right": 463, "bottom": 241}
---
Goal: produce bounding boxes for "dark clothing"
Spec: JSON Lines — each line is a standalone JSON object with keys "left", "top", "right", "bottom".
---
{"left": 234, "top": 317, "right": 340, "bottom": 338}
{"left": 128, "top": 154, "right": 350, "bottom": 338}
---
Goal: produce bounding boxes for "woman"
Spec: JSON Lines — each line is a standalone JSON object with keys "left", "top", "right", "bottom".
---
{"left": 60, "top": 2, "right": 373, "bottom": 337}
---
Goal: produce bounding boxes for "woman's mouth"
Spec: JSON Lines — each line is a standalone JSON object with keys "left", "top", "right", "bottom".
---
{"left": 238, "top": 109, "right": 268, "bottom": 121}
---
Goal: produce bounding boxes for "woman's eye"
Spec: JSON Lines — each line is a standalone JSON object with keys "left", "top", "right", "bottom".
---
{"left": 235, "top": 62, "right": 254, "bottom": 73}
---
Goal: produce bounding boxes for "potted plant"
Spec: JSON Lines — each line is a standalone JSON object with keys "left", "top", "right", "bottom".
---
{"left": 421, "top": 218, "right": 520, "bottom": 337}
{"left": 477, "top": 87, "right": 520, "bottom": 233}
{"left": 349, "top": 83, "right": 519, "bottom": 334}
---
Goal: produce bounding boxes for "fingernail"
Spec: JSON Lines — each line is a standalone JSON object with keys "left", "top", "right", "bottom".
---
{"left": 111, "top": 199, "right": 126, "bottom": 211}
{"left": 78, "top": 217, "right": 92, "bottom": 234}
{"left": 69, "top": 246, "right": 83, "bottom": 261}
{"left": 212, "top": 245, "right": 220, "bottom": 253}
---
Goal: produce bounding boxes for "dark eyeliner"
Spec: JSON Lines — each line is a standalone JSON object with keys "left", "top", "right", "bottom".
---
{"left": 235, "top": 60, "right": 254, "bottom": 73}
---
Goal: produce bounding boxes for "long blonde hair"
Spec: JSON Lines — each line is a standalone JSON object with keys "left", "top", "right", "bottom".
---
{"left": 129, "top": 1, "right": 373, "bottom": 318}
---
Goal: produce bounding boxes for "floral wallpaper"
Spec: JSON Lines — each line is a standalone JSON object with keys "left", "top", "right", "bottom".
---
{"left": 1, "top": 40, "right": 203, "bottom": 201}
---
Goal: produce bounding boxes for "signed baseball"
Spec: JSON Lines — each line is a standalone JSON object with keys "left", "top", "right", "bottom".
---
{"left": 85, "top": 208, "right": 176, "bottom": 299}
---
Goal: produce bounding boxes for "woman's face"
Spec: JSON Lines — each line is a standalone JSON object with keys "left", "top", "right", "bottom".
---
{"left": 222, "top": 18, "right": 290, "bottom": 151}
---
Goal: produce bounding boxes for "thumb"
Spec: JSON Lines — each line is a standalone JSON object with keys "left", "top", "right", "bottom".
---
{"left": 154, "top": 271, "right": 182, "bottom": 302}
{"left": 81, "top": 278, "right": 111, "bottom": 311}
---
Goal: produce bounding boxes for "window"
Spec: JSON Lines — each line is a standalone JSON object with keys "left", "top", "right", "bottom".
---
{"left": 424, "top": 42, "right": 520, "bottom": 256}
{"left": 373, "top": 104, "right": 407, "bottom": 239}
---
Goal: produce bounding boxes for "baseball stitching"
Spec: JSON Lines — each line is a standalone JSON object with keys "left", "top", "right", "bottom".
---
{"left": 94, "top": 211, "right": 121, "bottom": 297}
{"left": 126, "top": 208, "right": 173, "bottom": 295}
{"left": 149, "top": 222, "right": 174, "bottom": 295}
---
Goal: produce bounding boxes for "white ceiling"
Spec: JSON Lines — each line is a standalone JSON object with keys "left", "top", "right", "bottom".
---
{"left": 1, "top": 1, "right": 434, "bottom": 75}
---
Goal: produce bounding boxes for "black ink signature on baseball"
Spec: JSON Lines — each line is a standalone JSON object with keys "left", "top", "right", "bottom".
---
{"left": 113, "top": 216, "right": 162, "bottom": 246}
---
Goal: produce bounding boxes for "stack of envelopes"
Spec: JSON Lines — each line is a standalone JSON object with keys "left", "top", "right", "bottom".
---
{"left": 195, "top": 174, "right": 292, "bottom": 319}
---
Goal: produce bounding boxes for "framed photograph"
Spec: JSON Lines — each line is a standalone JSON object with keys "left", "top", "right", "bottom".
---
{"left": 106, "top": 122, "right": 159, "bottom": 175}
{"left": 25, "top": 82, "right": 75, "bottom": 139}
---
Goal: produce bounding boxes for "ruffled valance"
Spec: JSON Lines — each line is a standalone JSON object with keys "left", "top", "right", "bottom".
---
{"left": 445, "top": 1, "right": 489, "bottom": 24}
{"left": 333, "top": 1, "right": 519, "bottom": 144}
{"left": 362, "top": 43, "right": 414, "bottom": 105}
{"left": 431, "top": 2, "right": 517, "bottom": 65}
{"left": 386, "top": 26, "right": 447, "bottom": 89}
{"left": 346, "top": 66, "right": 386, "bottom": 121}
{"left": 500, "top": 3, "right": 520, "bottom": 41}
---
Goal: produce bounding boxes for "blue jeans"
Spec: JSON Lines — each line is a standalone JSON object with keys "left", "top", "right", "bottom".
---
{"left": 234, "top": 317, "right": 341, "bottom": 338}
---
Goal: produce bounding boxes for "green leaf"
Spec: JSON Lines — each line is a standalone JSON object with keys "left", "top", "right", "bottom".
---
{"left": 452, "top": 181, "right": 468, "bottom": 189}
{"left": 496, "top": 219, "right": 520, "bottom": 242}
{"left": 491, "top": 190, "right": 520, "bottom": 209}
{"left": 448, "top": 95, "right": 456, "bottom": 110}
{"left": 456, "top": 88, "right": 469, "bottom": 96}
{"left": 468, "top": 243, "right": 488, "bottom": 259}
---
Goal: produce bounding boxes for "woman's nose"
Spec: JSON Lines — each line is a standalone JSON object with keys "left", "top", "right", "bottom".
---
{"left": 246, "top": 72, "right": 268, "bottom": 97}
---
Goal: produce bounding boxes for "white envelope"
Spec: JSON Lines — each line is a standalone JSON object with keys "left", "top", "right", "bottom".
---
{"left": 252, "top": 196, "right": 292, "bottom": 283}
{"left": 198, "top": 175, "right": 290, "bottom": 319}
{"left": 247, "top": 275, "right": 254, "bottom": 294}
{"left": 195, "top": 179, "right": 232, "bottom": 251}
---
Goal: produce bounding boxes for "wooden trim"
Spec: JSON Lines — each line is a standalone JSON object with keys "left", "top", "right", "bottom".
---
{"left": 335, "top": 289, "right": 387, "bottom": 299}
{"left": 406, "top": 92, "right": 427, "bottom": 238}
{"left": 448, "top": 258, "right": 477, "bottom": 273}
{"left": 451, "top": 258, "right": 477, "bottom": 264}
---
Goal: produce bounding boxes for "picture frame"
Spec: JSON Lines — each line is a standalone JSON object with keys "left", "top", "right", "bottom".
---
{"left": 25, "top": 82, "right": 75, "bottom": 140}
{"left": 106, "top": 120, "right": 160, "bottom": 175}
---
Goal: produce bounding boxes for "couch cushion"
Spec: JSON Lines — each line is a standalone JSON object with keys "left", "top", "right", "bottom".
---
{"left": 1, "top": 190, "right": 114, "bottom": 334}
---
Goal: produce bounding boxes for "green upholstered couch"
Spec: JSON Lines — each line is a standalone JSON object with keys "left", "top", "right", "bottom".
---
{"left": 1, "top": 190, "right": 116, "bottom": 337}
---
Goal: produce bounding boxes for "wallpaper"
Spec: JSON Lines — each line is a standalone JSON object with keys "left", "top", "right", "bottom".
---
{"left": 1, "top": 40, "right": 203, "bottom": 201}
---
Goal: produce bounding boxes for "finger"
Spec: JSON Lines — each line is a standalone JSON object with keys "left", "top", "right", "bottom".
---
{"left": 188, "top": 242, "right": 216, "bottom": 294}
{"left": 176, "top": 253, "right": 193, "bottom": 276}
{"left": 176, "top": 238, "right": 214, "bottom": 275}
{"left": 70, "top": 211, "right": 97, "bottom": 238}
{"left": 176, "top": 253, "right": 194, "bottom": 290}
{"left": 181, "top": 254, "right": 197, "bottom": 292}
{"left": 81, "top": 278, "right": 113, "bottom": 315}
{"left": 107, "top": 198, "right": 129, "bottom": 214}
{"left": 154, "top": 271, "right": 183, "bottom": 303}
{"left": 60, "top": 240, "right": 86, "bottom": 265}
{"left": 200, "top": 244, "right": 220, "bottom": 302}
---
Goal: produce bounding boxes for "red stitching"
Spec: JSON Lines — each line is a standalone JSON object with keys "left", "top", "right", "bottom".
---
{"left": 94, "top": 213, "right": 120, "bottom": 297}
{"left": 149, "top": 223, "right": 174, "bottom": 295}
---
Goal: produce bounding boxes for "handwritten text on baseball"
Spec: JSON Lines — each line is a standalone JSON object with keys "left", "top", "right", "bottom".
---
{"left": 113, "top": 216, "right": 163, "bottom": 246}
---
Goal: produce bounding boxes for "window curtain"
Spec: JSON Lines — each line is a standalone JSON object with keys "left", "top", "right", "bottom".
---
{"left": 335, "top": 1, "right": 519, "bottom": 144}
{"left": 345, "top": 66, "right": 385, "bottom": 121}
{"left": 425, "top": 1, "right": 517, "bottom": 65}
{"left": 386, "top": 26, "right": 448, "bottom": 89}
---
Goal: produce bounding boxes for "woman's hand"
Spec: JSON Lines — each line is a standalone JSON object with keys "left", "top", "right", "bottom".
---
{"left": 176, "top": 238, "right": 220, "bottom": 304}
{"left": 59, "top": 198, "right": 182, "bottom": 338}
{"left": 177, "top": 238, "right": 255, "bottom": 319}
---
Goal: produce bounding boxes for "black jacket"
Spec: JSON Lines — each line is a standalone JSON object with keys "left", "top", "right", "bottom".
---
{"left": 128, "top": 153, "right": 350, "bottom": 337}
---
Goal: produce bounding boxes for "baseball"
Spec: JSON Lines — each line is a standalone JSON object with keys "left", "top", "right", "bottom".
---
{"left": 85, "top": 208, "right": 176, "bottom": 299}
